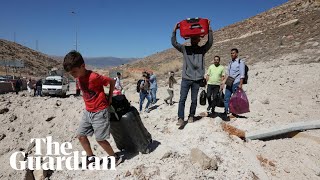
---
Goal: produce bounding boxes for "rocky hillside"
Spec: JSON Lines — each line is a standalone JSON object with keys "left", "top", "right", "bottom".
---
{"left": 124, "top": 0, "right": 320, "bottom": 78}
{"left": 52, "top": 56, "right": 138, "bottom": 69}
{"left": 0, "top": 39, "right": 60, "bottom": 77}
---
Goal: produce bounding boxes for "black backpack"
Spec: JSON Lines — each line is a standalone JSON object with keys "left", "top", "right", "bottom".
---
{"left": 136, "top": 79, "right": 143, "bottom": 93}
{"left": 237, "top": 59, "right": 249, "bottom": 84}
{"left": 110, "top": 94, "right": 131, "bottom": 120}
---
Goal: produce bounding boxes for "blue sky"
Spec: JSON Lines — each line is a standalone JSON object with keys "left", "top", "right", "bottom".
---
{"left": 0, "top": 0, "right": 288, "bottom": 58}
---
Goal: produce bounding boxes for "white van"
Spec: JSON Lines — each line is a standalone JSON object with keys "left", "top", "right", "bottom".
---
{"left": 42, "top": 76, "right": 69, "bottom": 97}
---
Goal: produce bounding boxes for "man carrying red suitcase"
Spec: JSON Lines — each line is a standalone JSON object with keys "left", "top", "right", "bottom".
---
{"left": 171, "top": 19, "right": 213, "bottom": 126}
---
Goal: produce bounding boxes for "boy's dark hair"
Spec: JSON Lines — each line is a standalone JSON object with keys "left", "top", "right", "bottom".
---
{"left": 142, "top": 71, "right": 150, "bottom": 77}
{"left": 117, "top": 72, "right": 121, "bottom": 76}
{"left": 63, "top": 50, "right": 84, "bottom": 72}
{"left": 145, "top": 74, "right": 150, "bottom": 79}
{"left": 231, "top": 48, "right": 239, "bottom": 53}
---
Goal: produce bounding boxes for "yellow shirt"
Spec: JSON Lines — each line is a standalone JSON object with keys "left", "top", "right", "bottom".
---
{"left": 207, "top": 64, "right": 225, "bottom": 85}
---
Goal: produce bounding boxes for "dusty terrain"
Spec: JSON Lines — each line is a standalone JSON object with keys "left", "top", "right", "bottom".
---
{"left": 0, "top": 53, "right": 320, "bottom": 180}
{"left": 1, "top": 1, "right": 319, "bottom": 179}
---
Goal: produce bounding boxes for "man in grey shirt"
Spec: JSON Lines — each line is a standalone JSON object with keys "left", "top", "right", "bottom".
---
{"left": 149, "top": 71, "right": 158, "bottom": 104}
{"left": 223, "top": 48, "right": 246, "bottom": 118}
{"left": 171, "top": 21, "right": 213, "bottom": 126}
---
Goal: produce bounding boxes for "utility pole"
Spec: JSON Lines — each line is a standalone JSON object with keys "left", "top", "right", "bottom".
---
{"left": 36, "top": 40, "right": 39, "bottom": 51}
{"left": 71, "top": 11, "right": 78, "bottom": 51}
{"left": 14, "top": 32, "right": 16, "bottom": 43}
{"left": 5, "top": 60, "right": 8, "bottom": 80}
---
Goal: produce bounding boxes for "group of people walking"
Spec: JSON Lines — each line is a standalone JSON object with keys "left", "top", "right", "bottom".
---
{"left": 171, "top": 21, "right": 247, "bottom": 125}
{"left": 135, "top": 21, "right": 247, "bottom": 124}
{"left": 56, "top": 18, "right": 247, "bottom": 167}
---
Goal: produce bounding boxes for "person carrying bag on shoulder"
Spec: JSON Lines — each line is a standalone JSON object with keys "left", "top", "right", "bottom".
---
{"left": 222, "top": 48, "right": 246, "bottom": 118}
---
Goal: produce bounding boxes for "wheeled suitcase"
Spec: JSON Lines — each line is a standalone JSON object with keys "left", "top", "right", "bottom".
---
{"left": 179, "top": 17, "right": 209, "bottom": 39}
{"left": 110, "top": 95, "right": 152, "bottom": 154}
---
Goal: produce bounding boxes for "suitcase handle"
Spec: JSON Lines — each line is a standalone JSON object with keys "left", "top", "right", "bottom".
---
{"left": 190, "top": 24, "right": 202, "bottom": 29}
{"left": 187, "top": 18, "right": 199, "bottom": 23}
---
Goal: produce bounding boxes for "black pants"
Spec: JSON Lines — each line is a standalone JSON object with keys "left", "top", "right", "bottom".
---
{"left": 206, "top": 84, "right": 220, "bottom": 112}
{"left": 15, "top": 87, "right": 20, "bottom": 95}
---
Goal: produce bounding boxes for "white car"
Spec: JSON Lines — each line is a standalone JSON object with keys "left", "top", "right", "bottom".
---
{"left": 42, "top": 76, "right": 69, "bottom": 97}
{"left": 0, "top": 77, "right": 6, "bottom": 82}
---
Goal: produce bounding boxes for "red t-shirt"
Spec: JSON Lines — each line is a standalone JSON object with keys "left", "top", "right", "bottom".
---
{"left": 77, "top": 71, "right": 112, "bottom": 112}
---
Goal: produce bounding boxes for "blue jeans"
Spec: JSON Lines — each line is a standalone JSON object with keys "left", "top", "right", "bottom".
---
{"left": 139, "top": 92, "right": 151, "bottom": 111}
{"left": 178, "top": 79, "right": 200, "bottom": 119}
{"left": 150, "top": 88, "right": 157, "bottom": 103}
{"left": 224, "top": 82, "right": 240, "bottom": 113}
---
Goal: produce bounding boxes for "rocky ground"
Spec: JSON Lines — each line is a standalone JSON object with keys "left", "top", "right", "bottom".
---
{"left": 0, "top": 53, "right": 320, "bottom": 180}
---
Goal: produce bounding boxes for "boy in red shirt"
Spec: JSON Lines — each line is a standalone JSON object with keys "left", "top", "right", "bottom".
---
{"left": 63, "top": 51, "right": 122, "bottom": 167}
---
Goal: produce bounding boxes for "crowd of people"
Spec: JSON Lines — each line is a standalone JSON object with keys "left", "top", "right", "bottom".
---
{"left": 11, "top": 77, "right": 42, "bottom": 96}
{"left": 58, "top": 45, "right": 247, "bottom": 167}
{"left": 14, "top": 20, "right": 246, "bottom": 168}
{"left": 112, "top": 46, "right": 246, "bottom": 123}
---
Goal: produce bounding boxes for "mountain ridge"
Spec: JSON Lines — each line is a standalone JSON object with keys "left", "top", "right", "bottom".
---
{"left": 51, "top": 56, "right": 138, "bottom": 69}
{"left": 121, "top": 0, "right": 320, "bottom": 79}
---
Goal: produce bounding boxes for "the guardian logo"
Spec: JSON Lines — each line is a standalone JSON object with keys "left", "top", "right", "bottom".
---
{"left": 10, "top": 136, "right": 116, "bottom": 170}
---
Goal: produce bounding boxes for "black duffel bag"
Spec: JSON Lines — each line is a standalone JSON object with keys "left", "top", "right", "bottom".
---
{"left": 216, "top": 91, "right": 225, "bottom": 108}
{"left": 200, "top": 89, "right": 207, "bottom": 106}
{"left": 109, "top": 94, "right": 131, "bottom": 121}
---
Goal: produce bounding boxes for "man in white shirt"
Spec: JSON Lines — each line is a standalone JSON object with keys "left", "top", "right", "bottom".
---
{"left": 114, "top": 72, "right": 122, "bottom": 90}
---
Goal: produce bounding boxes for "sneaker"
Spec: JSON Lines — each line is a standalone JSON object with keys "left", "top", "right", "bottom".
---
{"left": 228, "top": 113, "right": 236, "bottom": 119}
{"left": 114, "top": 154, "right": 123, "bottom": 166}
{"left": 176, "top": 118, "right": 184, "bottom": 126}
{"left": 211, "top": 108, "right": 215, "bottom": 115}
{"left": 188, "top": 116, "right": 194, "bottom": 123}
{"left": 164, "top": 99, "right": 169, "bottom": 105}
{"left": 79, "top": 155, "right": 96, "bottom": 168}
{"left": 145, "top": 108, "right": 150, "bottom": 113}
{"left": 207, "top": 106, "right": 211, "bottom": 113}
{"left": 104, "top": 154, "right": 123, "bottom": 168}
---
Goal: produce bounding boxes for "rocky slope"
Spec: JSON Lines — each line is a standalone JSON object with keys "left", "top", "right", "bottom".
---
{"left": 0, "top": 39, "right": 61, "bottom": 77}
{"left": 0, "top": 55, "right": 320, "bottom": 180}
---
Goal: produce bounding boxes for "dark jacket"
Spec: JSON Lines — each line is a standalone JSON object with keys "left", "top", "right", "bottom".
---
{"left": 36, "top": 80, "right": 42, "bottom": 87}
{"left": 168, "top": 76, "right": 177, "bottom": 89}
{"left": 15, "top": 79, "right": 22, "bottom": 88}
{"left": 140, "top": 80, "right": 150, "bottom": 94}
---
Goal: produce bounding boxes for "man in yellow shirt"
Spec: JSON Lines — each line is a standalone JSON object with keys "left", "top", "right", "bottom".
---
{"left": 205, "top": 56, "right": 225, "bottom": 115}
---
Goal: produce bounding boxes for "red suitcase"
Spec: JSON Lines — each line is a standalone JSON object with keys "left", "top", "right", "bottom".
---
{"left": 179, "top": 17, "right": 209, "bottom": 39}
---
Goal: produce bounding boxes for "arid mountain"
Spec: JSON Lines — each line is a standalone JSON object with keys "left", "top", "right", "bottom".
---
{"left": 123, "top": 0, "right": 320, "bottom": 78}
{"left": 0, "top": 39, "right": 60, "bottom": 77}
{"left": 84, "top": 57, "right": 138, "bottom": 68}
{"left": 51, "top": 56, "right": 138, "bottom": 69}
{"left": 0, "top": 40, "right": 137, "bottom": 78}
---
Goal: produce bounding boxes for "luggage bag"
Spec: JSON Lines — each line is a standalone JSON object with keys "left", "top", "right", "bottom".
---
{"left": 179, "top": 17, "right": 209, "bottom": 39}
{"left": 110, "top": 95, "right": 152, "bottom": 154}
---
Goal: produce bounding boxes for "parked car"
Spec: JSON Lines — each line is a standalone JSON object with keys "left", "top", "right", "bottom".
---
{"left": 0, "top": 77, "right": 6, "bottom": 82}
{"left": 42, "top": 76, "right": 69, "bottom": 97}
